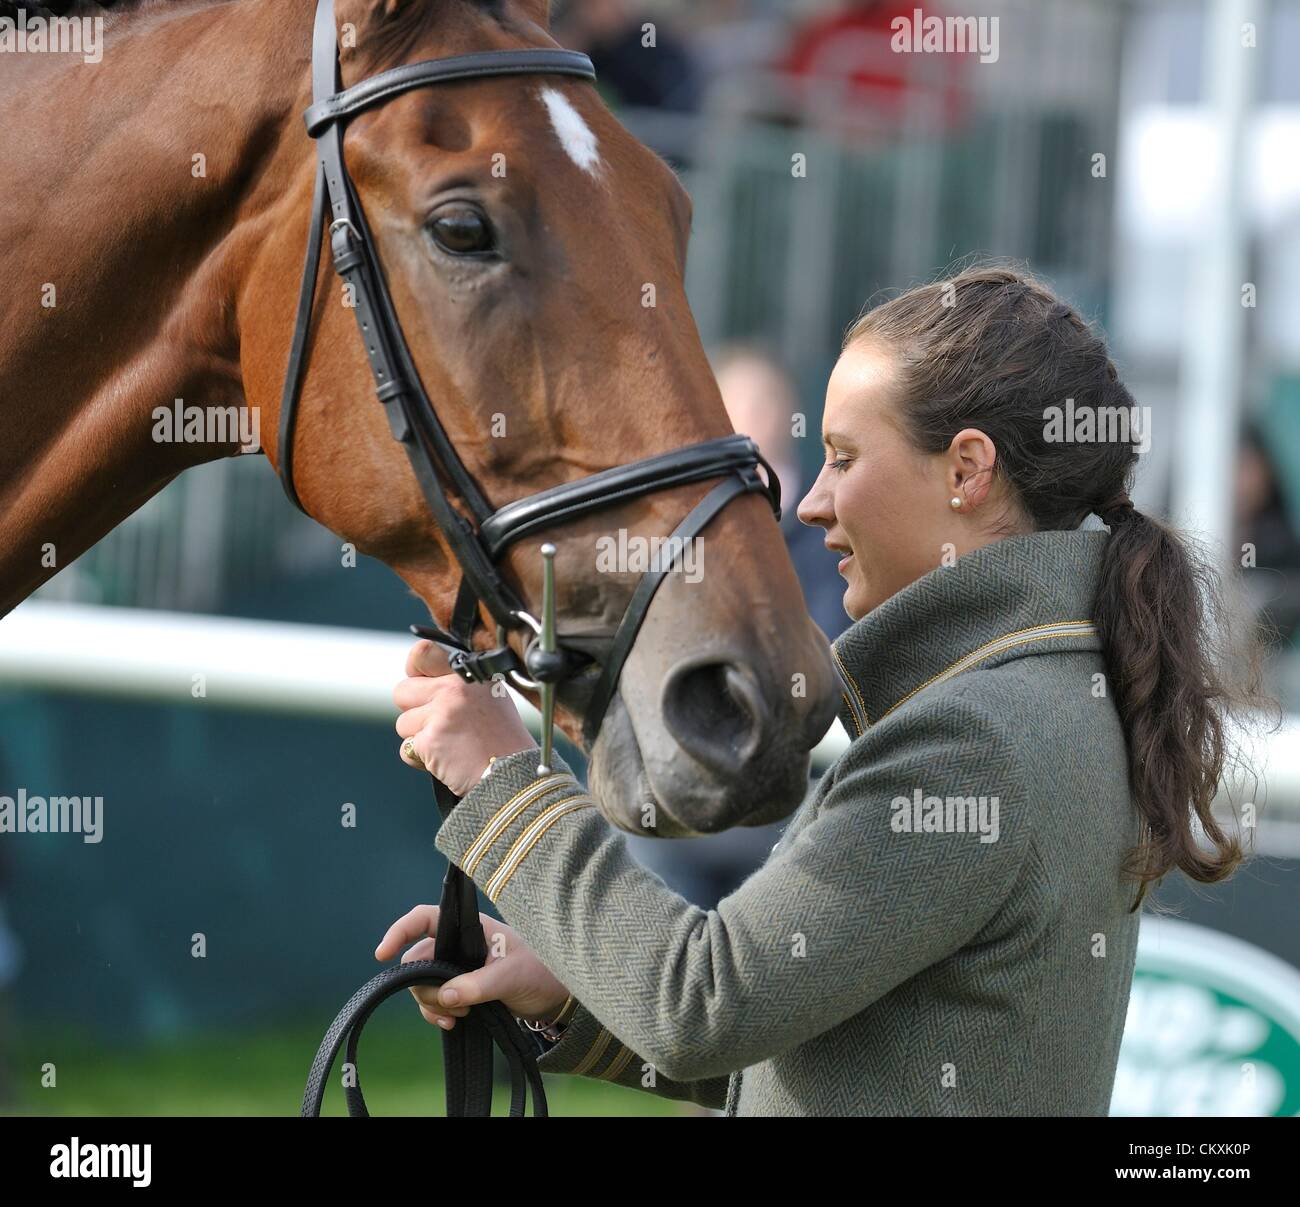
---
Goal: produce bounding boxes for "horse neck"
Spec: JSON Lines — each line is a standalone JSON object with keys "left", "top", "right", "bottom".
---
{"left": 0, "top": 0, "right": 311, "bottom": 615}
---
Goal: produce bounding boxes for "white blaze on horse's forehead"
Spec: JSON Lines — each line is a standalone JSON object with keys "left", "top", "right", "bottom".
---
{"left": 538, "top": 87, "right": 602, "bottom": 175}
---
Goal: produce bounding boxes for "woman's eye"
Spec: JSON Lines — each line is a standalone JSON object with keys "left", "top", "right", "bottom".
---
{"left": 828, "top": 458, "right": 852, "bottom": 472}
{"left": 428, "top": 206, "right": 496, "bottom": 256}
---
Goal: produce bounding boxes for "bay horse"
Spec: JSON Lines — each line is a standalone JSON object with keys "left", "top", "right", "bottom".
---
{"left": 0, "top": 0, "right": 837, "bottom": 835}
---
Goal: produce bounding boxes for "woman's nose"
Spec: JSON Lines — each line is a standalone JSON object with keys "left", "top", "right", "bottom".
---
{"left": 796, "top": 468, "right": 832, "bottom": 528}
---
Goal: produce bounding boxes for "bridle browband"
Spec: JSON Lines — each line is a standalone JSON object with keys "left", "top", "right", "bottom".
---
{"left": 286, "top": 0, "right": 779, "bottom": 1118}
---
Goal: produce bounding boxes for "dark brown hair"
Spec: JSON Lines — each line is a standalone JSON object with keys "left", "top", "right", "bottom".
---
{"left": 847, "top": 264, "right": 1262, "bottom": 909}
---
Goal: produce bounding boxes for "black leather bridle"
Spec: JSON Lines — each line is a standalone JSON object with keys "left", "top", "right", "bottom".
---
{"left": 279, "top": 0, "right": 780, "bottom": 747}
{"left": 288, "top": 0, "right": 779, "bottom": 1117}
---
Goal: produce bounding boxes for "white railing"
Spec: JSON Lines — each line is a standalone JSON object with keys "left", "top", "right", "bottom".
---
{"left": 0, "top": 601, "right": 851, "bottom": 767}
{"left": 2, "top": 602, "right": 1297, "bottom": 845}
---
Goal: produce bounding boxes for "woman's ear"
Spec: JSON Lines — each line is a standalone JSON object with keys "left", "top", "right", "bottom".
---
{"left": 946, "top": 428, "right": 998, "bottom": 509}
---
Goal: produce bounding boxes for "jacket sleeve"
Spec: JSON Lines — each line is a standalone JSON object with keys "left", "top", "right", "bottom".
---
{"left": 533, "top": 997, "right": 730, "bottom": 1110}
{"left": 434, "top": 686, "right": 1031, "bottom": 1084}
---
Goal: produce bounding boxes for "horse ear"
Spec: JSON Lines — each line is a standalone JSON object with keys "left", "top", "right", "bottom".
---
{"left": 335, "top": 0, "right": 550, "bottom": 45}
{"left": 333, "top": 0, "right": 417, "bottom": 36}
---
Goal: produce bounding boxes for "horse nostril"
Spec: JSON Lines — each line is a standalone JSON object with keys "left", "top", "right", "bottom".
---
{"left": 660, "top": 659, "right": 767, "bottom": 779}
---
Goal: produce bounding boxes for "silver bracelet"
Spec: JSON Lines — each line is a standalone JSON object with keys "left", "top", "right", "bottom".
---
{"left": 520, "top": 994, "right": 575, "bottom": 1043}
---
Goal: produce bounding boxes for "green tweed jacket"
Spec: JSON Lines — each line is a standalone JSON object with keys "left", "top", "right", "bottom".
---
{"left": 434, "top": 530, "right": 1142, "bottom": 1115}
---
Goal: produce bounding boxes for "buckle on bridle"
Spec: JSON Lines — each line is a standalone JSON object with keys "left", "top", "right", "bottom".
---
{"left": 411, "top": 544, "right": 570, "bottom": 775}
{"left": 508, "top": 545, "right": 562, "bottom": 775}
{"left": 328, "top": 217, "right": 361, "bottom": 243}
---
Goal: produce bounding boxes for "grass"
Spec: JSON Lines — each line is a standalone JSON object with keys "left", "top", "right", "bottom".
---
{"left": 6, "top": 1019, "right": 692, "bottom": 1117}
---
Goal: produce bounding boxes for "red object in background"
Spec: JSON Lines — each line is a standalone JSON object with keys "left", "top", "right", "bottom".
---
{"left": 781, "top": 2, "right": 969, "bottom": 129}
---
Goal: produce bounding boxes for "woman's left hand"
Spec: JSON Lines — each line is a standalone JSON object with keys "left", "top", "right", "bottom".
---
{"left": 394, "top": 640, "right": 537, "bottom": 796}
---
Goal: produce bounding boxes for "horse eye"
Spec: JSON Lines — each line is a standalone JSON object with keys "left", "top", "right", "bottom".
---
{"left": 428, "top": 205, "right": 496, "bottom": 256}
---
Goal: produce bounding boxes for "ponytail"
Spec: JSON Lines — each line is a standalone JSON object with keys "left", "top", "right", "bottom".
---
{"left": 1095, "top": 507, "right": 1246, "bottom": 910}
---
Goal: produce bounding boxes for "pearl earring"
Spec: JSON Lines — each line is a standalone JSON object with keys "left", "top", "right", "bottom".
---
{"left": 950, "top": 497, "right": 962, "bottom": 511}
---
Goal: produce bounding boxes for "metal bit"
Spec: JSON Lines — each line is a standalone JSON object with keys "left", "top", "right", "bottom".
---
{"left": 536, "top": 542, "right": 558, "bottom": 775}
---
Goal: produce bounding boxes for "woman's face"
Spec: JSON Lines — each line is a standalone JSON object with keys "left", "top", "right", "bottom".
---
{"left": 797, "top": 341, "right": 1007, "bottom": 621}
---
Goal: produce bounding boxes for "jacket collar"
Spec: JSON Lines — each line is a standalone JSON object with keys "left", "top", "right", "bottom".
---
{"left": 831, "top": 530, "right": 1109, "bottom": 736}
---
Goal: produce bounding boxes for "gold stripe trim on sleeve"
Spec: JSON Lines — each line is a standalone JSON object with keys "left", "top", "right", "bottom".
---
{"left": 572, "top": 1026, "right": 615, "bottom": 1077}
{"left": 462, "top": 773, "right": 572, "bottom": 877}
{"left": 600, "top": 1044, "right": 636, "bottom": 1082}
{"left": 484, "top": 793, "right": 593, "bottom": 900}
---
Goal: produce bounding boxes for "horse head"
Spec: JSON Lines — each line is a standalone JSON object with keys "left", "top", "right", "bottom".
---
{"left": 242, "top": 0, "right": 838, "bottom": 835}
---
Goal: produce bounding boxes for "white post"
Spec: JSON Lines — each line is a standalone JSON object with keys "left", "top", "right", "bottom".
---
{"left": 1169, "top": 0, "right": 1258, "bottom": 564}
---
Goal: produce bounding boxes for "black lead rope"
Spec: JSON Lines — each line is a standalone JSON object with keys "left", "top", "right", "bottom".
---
{"left": 301, "top": 778, "right": 548, "bottom": 1117}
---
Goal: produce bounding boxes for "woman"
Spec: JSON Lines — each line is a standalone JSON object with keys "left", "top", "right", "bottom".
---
{"left": 379, "top": 266, "right": 1251, "bottom": 1116}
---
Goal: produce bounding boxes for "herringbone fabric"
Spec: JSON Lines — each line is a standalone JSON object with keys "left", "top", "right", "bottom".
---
{"left": 435, "top": 530, "right": 1142, "bottom": 1115}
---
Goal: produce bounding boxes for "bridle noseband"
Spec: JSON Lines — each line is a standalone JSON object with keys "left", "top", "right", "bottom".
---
{"left": 287, "top": 0, "right": 780, "bottom": 1117}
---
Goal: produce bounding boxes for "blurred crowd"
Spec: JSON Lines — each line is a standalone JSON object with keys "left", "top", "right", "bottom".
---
{"left": 552, "top": 0, "right": 967, "bottom": 128}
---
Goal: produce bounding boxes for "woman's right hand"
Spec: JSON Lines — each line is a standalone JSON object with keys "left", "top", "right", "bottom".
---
{"left": 376, "top": 905, "right": 571, "bottom": 1031}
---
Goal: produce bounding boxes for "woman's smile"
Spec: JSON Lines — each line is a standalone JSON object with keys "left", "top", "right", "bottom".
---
{"left": 825, "top": 541, "right": 854, "bottom": 576}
